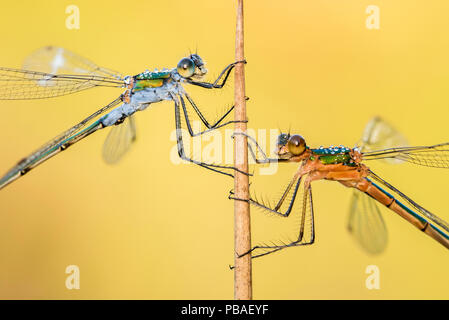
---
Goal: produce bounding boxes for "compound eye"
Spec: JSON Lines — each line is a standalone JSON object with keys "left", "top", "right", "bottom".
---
{"left": 177, "top": 58, "right": 195, "bottom": 78}
{"left": 276, "top": 133, "right": 289, "bottom": 146}
{"left": 287, "top": 135, "right": 306, "bottom": 155}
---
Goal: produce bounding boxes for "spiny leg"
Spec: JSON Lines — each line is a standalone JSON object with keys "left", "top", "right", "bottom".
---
{"left": 231, "top": 182, "right": 315, "bottom": 259}
{"left": 172, "top": 94, "right": 249, "bottom": 178}
{"left": 251, "top": 185, "right": 315, "bottom": 259}
{"left": 187, "top": 60, "right": 246, "bottom": 89}
{"left": 229, "top": 174, "right": 303, "bottom": 218}
{"left": 182, "top": 93, "right": 248, "bottom": 135}
{"left": 179, "top": 95, "right": 247, "bottom": 138}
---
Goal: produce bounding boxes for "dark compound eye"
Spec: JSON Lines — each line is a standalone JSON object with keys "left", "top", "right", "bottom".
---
{"left": 277, "top": 133, "right": 289, "bottom": 146}
{"left": 177, "top": 58, "right": 195, "bottom": 78}
{"left": 287, "top": 135, "right": 306, "bottom": 155}
{"left": 190, "top": 54, "right": 204, "bottom": 67}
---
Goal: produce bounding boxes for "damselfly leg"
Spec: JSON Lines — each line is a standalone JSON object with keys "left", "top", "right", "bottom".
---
{"left": 232, "top": 132, "right": 284, "bottom": 164}
{"left": 230, "top": 173, "right": 315, "bottom": 259}
{"left": 173, "top": 93, "right": 249, "bottom": 177}
{"left": 187, "top": 60, "right": 245, "bottom": 89}
{"left": 181, "top": 93, "right": 248, "bottom": 138}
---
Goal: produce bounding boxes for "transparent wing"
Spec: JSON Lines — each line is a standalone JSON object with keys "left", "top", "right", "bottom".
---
{"left": 347, "top": 118, "right": 405, "bottom": 252}
{"left": 0, "top": 46, "right": 125, "bottom": 100}
{"left": 23, "top": 46, "right": 123, "bottom": 79}
{"left": 359, "top": 117, "right": 449, "bottom": 169}
{"left": 362, "top": 143, "right": 449, "bottom": 169}
{"left": 347, "top": 191, "right": 388, "bottom": 254}
{"left": 0, "top": 67, "right": 124, "bottom": 100}
{"left": 247, "top": 173, "right": 315, "bottom": 258}
{"left": 357, "top": 117, "right": 408, "bottom": 164}
{"left": 22, "top": 46, "right": 136, "bottom": 164}
{"left": 102, "top": 115, "right": 137, "bottom": 164}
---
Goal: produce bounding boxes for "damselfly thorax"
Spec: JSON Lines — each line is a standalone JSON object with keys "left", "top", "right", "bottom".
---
{"left": 100, "top": 72, "right": 185, "bottom": 127}
{"left": 277, "top": 142, "right": 370, "bottom": 184}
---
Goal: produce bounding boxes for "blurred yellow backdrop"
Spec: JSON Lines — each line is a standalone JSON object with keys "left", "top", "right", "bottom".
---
{"left": 0, "top": 0, "right": 448, "bottom": 299}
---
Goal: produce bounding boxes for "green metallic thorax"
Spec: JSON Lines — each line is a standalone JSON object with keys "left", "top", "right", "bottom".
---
{"left": 310, "top": 146, "right": 355, "bottom": 166}
{"left": 133, "top": 70, "right": 171, "bottom": 92}
{"left": 135, "top": 70, "right": 171, "bottom": 80}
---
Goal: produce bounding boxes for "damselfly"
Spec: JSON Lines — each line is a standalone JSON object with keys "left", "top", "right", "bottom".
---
{"left": 230, "top": 118, "right": 449, "bottom": 258}
{"left": 0, "top": 46, "right": 247, "bottom": 190}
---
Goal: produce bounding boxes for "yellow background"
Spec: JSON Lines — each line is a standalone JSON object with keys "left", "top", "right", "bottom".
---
{"left": 0, "top": 0, "right": 448, "bottom": 299}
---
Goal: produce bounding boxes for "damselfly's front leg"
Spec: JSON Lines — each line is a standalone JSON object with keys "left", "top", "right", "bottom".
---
{"left": 232, "top": 132, "right": 283, "bottom": 164}
{"left": 228, "top": 135, "right": 302, "bottom": 208}
{"left": 187, "top": 60, "right": 246, "bottom": 89}
{"left": 172, "top": 94, "right": 250, "bottom": 178}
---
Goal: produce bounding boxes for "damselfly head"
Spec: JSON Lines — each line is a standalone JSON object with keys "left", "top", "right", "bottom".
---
{"left": 176, "top": 54, "right": 207, "bottom": 79}
{"left": 277, "top": 133, "right": 290, "bottom": 147}
{"left": 276, "top": 133, "right": 307, "bottom": 157}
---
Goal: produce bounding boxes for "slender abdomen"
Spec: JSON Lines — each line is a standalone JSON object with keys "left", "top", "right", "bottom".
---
{"left": 0, "top": 120, "right": 104, "bottom": 190}
{"left": 353, "top": 178, "right": 449, "bottom": 249}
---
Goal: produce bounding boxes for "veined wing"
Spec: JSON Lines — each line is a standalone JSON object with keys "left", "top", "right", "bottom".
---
{"left": 102, "top": 115, "right": 137, "bottom": 164}
{"left": 362, "top": 142, "right": 449, "bottom": 169}
{"left": 0, "top": 97, "right": 123, "bottom": 189}
{"left": 358, "top": 117, "right": 449, "bottom": 168}
{"left": 347, "top": 191, "right": 388, "bottom": 254}
{"left": 357, "top": 117, "right": 408, "bottom": 164}
{"left": 23, "top": 46, "right": 123, "bottom": 80}
{"left": 0, "top": 68, "right": 124, "bottom": 100}
{"left": 23, "top": 46, "right": 138, "bottom": 165}
{"left": 346, "top": 117, "right": 392, "bottom": 254}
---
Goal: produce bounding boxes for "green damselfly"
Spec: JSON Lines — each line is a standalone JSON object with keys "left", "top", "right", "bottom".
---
{"left": 0, "top": 46, "right": 247, "bottom": 190}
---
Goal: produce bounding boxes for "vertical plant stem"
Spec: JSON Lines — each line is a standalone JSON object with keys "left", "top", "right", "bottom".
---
{"left": 234, "top": 0, "right": 252, "bottom": 300}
